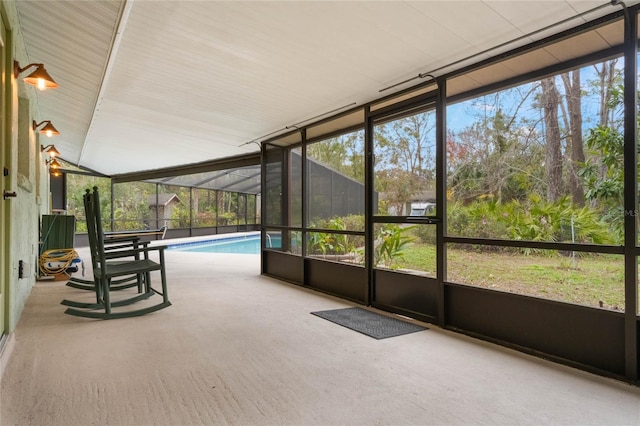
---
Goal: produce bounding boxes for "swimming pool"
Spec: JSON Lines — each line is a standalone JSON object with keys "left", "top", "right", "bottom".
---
{"left": 168, "top": 233, "right": 281, "bottom": 254}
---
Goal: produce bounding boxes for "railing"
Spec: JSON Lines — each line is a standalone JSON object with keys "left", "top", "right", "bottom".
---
{"left": 74, "top": 223, "right": 260, "bottom": 247}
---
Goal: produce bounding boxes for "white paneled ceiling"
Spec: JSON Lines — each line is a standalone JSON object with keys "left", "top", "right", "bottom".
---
{"left": 14, "top": 0, "right": 636, "bottom": 177}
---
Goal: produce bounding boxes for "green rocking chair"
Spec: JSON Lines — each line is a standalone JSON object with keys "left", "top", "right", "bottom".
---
{"left": 63, "top": 187, "right": 171, "bottom": 319}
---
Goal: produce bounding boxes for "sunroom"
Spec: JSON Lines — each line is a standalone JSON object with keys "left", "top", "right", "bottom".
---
{"left": 2, "top": 0, "right": 640, "bottom": 401}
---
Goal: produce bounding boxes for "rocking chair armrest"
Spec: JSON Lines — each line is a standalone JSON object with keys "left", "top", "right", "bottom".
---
{"left": 103, "top": 245, "right": 167, "bottom": 260}
{"left": 104, "top": 234, "right": 141, "bottom": 242}
{"left": 104, "top": 241, "right": 150, "bottom": 251}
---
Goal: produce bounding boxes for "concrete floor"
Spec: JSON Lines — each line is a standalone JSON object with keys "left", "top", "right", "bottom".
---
{"left": 1, "top": 246, "right": 640, "bottom": 426}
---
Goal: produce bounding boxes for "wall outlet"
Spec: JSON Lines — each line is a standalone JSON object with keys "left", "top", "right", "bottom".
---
{"left": 18, "top": 260, "right": 31, "bottom": 279}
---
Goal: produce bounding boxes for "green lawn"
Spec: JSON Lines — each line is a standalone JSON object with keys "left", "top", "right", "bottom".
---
{"left": 396, "top": 243, "right": 626, "bottom": 311}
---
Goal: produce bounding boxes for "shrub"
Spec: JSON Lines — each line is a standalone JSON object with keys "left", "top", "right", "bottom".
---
{"left": 374, "top": 224, "right": 416, "bottom": 269}
{"left": 446, "top": 196, "right": 614, "bottom": 254}
{"left": 217, "top": 212, "right": 237, "bottom": 225}
{"left": 311, "top": 214, "right": 364, "bottom": 231}
{"left": 447, "top": 200, "right": 511, "bottom": 240}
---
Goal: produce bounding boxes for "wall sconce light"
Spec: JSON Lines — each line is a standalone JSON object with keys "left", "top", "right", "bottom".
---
{"left": 13, "top": 61, "right": 58, "bottom": 90}
{"left": 33, "top": 120, "right": 60, "bottom": 137}
{"left": 41, "top": 144, "right": 60, "bottom": 158}
{"left": 50, "top": 169, "right": 62, "bottom": 177}
{"left": 48, "top": 158, "right": 61, "bottom": 169}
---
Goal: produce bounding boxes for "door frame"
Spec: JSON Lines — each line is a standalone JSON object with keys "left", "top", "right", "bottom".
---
{"left": 365, "top": 90, "right": 443, "bottom": 323}
{"left": 0, "top": 8, "right": 9, "bottom": 337}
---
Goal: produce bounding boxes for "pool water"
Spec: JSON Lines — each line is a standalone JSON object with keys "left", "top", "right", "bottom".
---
{"left": 168, "top": 234, "right": 282, "bottom": 254}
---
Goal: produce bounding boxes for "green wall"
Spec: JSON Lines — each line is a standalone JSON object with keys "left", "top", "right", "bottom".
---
{"left": 2, "top": 0, "right": 52, "bottom": 334}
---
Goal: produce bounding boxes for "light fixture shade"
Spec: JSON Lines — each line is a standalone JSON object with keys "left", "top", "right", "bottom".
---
{"left": 42, "top": 145, "right": 60, "bottom": 157}
{"left": 22, "top": 64, "right": 58, "bottom": 90}
{"left": 33, "top": 120, "right": 59, "bottom": 137}
{"left": 49, "top": 159, "right": 61, "bottom": 169}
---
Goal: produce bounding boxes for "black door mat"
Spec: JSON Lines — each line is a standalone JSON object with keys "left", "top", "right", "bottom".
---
{"left": 311, "top": 307, "right": 427, "bottom": 339}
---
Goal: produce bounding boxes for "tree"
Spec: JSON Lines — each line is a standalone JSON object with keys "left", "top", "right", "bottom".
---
{"left": 579, "top": 81, "right": 628, "bottom": 243}
{"left": 113, "top": 182, "right": 155, "bottom": 230}
{"left": 447, "top": 90, "right": 544, "bottom": 205}
{"left": 593, "top": 59, "right": 620, "bottom": 127}
{"left": 540, "top": 77, "right": 563, "bottom": 202}
{"left": 66, "top": 173, "right": 112, "bottom": 231}
{"left": 306, "top": 131, "right": 365, "bottom": 183}
{"left": 374, "top": 111, "right": 436, "bottom": 212}
{"left": 560, "top": 71, "right": 585, "bottom": 206}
